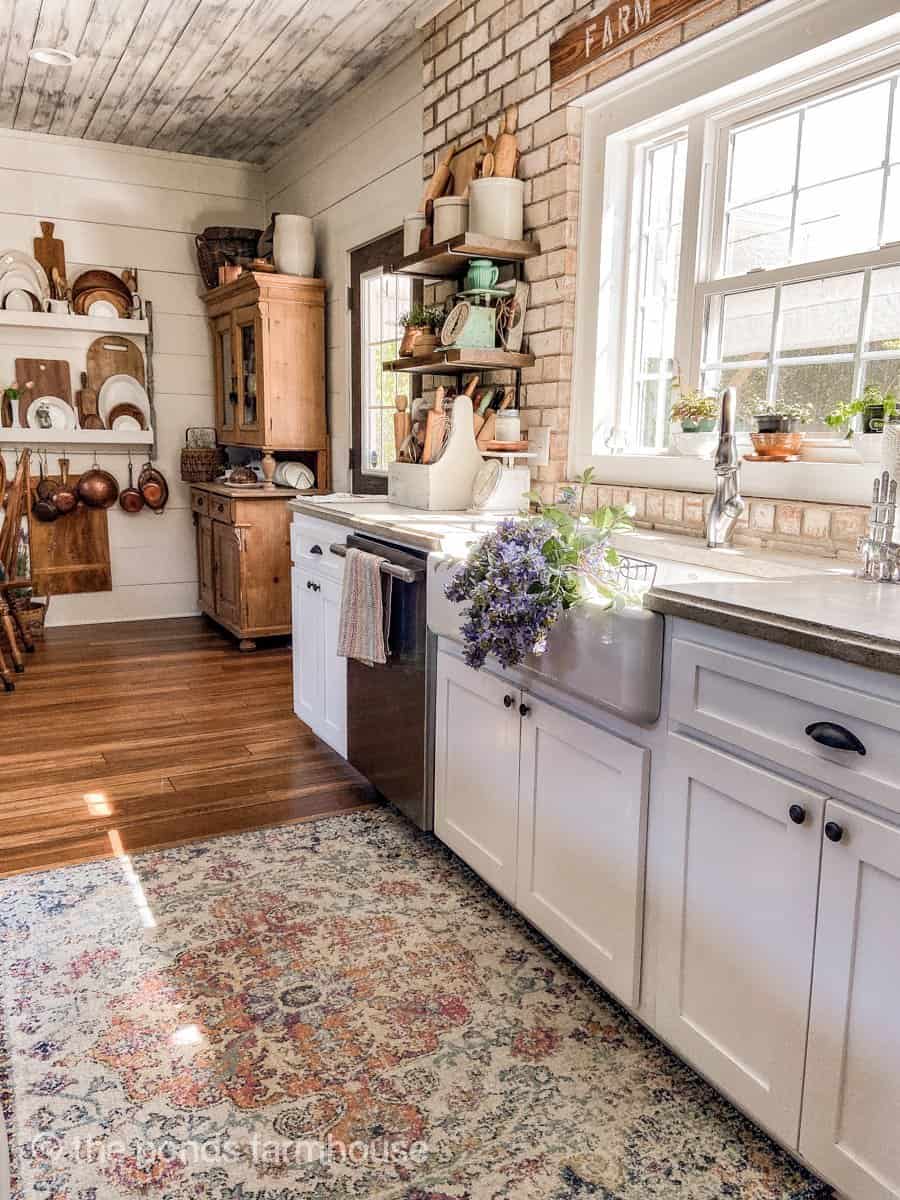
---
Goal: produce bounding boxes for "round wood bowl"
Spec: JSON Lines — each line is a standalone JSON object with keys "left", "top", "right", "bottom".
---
{"left": 107, "top": 402, "right": 147, "bottom": 430}
{"left": 73, "top": 288, "right": 132, "bottom": 318}
{"left": 72, "top": 269, "right": 132, "bottom": 301}
{"left": 750, "top": 432, "right": 804, "bottom": 458}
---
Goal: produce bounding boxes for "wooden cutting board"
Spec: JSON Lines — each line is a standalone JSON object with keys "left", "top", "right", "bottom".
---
{"left": 29, "top": 476, "right": 112, "bottom": 595}
{"left": 86, "top": 335, "right": 145, "bottom": 393}
{"left": 76, "top": 371, "right": 103, "bottom": 429}
{"left": 33, "top": 221, "right": 66, "bottom": 290}
{"left": 15, "top": 358, "right": 73, "bottom": 425}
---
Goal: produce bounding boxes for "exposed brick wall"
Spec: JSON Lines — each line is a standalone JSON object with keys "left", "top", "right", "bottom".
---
{"left": 421, "top": 0, "right": 774, "bottom": 504}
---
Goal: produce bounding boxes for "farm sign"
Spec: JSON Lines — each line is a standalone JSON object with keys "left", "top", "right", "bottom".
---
{"left": 550, "top": 0, "right": 699, "bottom": 83}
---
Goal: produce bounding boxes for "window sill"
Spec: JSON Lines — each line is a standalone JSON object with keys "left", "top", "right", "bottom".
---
{"left": 576, "top": 452, "right": 877, "bottom": 506}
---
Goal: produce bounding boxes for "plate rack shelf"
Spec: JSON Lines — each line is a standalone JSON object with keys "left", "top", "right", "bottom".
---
{"left": 0, "top": 301, "right": 157, "bottom": 456}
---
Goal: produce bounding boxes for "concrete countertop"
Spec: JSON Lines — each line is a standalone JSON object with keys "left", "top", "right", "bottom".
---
{"left": 290, "top": 495, "right": 900, "bottom": 676}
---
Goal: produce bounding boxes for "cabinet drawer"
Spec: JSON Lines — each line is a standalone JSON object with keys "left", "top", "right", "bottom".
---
{"left": 209, "top": 495, "right": 234, "bottom": 523}
{"left": 670, "top": 635, "right": 900, "bottom": 814}
{"left": 191, "top": 490, "right": 209, "bottom": 516}
{"left": 291, "top": 516, "right": 347, "bottom": 578}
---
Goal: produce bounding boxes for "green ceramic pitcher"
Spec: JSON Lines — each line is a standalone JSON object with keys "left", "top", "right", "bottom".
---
{"left": 465, "top": 258, "right": 499, "bottom": 290}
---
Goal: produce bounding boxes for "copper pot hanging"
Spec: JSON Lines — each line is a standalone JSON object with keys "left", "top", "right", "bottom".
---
{"left": 77, "top": 459, "right": 119, "bottom": 509}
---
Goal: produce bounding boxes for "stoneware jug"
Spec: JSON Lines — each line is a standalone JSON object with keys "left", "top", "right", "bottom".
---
{"left": 273, "top": 213, "right": 315, "bottom": 276}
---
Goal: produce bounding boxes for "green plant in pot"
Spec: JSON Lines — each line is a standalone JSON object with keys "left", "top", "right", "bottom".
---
{"left": 753, "top": 399, "right": 813, "bottom": 434}
{"left": 398, "top": 304, "right": 446, "bottom": 357}
{"left": 670, "top": 392, "right": 718, "bottom": 432}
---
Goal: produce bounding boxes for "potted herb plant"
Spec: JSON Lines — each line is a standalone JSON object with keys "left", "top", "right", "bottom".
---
{"left": 398, "top": 304, "right": 445, "bottom": 358}
{"left": 753, "top": 399, "right": 813, "bottom": 434}
{"left": 670, "top": 391, "right": 719, "bottom": 458}
{"left": 826, "top": 385, "right": 899, "bottom": 461}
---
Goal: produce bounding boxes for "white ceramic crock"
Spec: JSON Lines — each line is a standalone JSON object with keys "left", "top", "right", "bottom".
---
{"left": 403, "top": 213, "right": 427, "bottom": 256}
{"left": 433, "top": 196, "right": 468, "bottom": 243}
{"left": 273, "top": 213, "right": 316, "bottom": 276}
{"left": 468, "top": 177, "right": 525, "bottom": 240}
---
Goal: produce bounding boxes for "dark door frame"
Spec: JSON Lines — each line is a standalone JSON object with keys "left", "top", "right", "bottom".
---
{"left": 349, "top": 230, "right": 421, "bottom": 495}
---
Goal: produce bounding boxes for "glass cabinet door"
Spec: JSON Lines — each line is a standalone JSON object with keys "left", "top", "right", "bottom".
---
{"left": 234, "top": 306, "right": 261, "bottom": 437}
{"left": 214, "top": 315, "right": 237, "bottom": 434}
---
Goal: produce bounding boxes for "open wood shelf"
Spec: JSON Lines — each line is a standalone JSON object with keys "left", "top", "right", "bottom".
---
{"left": 382, "top": 348, "right": 534, "bottom": 375}
{"left": 0, "top": 429, "right": 153, "bottom": 447}
{"left": 391, "top": 233, "right": 541, "bottom": 279}
{"left": 0, "top": 310, "right": 149, "bottom": 335}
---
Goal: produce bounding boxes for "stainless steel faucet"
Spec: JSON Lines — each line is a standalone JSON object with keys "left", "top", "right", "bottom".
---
{"left": 706, "top": 387, "right": 745, "bottom": 548}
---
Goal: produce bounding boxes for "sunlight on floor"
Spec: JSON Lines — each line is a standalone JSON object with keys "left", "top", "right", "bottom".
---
{"left": 84, "top": 792, "right": 112, "bottom": 817}
{"left": 107, "top": 829, "right": 157, "bottom": 928}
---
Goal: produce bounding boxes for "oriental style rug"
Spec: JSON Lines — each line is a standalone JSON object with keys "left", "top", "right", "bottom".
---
{"left": 0, "top": 809, "right": 828, "bottom": 1199}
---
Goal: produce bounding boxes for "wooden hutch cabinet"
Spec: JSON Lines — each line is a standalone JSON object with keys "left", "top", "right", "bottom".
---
{"left": 199, "top": 271, "right": 330, "bottom": 648}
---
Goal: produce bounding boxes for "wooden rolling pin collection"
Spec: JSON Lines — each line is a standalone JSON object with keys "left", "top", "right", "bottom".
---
{"left": 393, "top": 375, "right": 519, "bottom": 465}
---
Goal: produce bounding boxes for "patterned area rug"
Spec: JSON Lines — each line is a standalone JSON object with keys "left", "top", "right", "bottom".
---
{"left": 0, "top": 809, "right": 828, "bottom": 1199}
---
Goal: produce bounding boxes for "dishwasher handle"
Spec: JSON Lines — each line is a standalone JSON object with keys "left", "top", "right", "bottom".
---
{"left": 329, "top": 542, "right": 424, "bottom": 585}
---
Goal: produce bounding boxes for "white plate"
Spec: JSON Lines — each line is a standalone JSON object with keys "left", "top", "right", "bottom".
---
{"left": 109, "top": 413, "right": 142, "bottom": 432}
{"left": 86, "top": 298, "right": 119, "bottom": 318}
{"left": 274, "top": 461, "right": 315, "bottom": 489}
{"left": 97, "top": 374, "right": 150, "bottom": 423}
{"left": 3, "top": 288, "right": 38, "bottom": 312}
{"left": 0, "top": 251, "right": 49, "bottom": 299}
{"left": 0, "top": 270, "right": 45, "bottom": 305}
{"left": 26, "top": 395, "right": 77, "bottom": 431}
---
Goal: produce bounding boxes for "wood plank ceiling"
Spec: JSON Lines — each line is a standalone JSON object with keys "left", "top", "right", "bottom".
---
{"left": 0, "top": 0, "right": 421, "bottom": 165}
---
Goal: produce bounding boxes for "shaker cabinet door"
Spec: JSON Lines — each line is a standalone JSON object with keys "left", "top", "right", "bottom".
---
{"left": 318, "top": 576, "right": 347, "bottom": 757}
{"left": 212, "top": 520, "right": 243, "bottom": 630}
{"left": 801, "top": 802, "right": 900, "bottom": 1200}
{"left": 656, "top": 735, "right": 824, "bottom": 1147}
{"left": 516, "top": 698, "right": 648, "bottom": 1007}
{"left": 291, "top": 564, "right": 322, "bottom": 731}
{"left": 434, "top": 649, "right": 521, "bottom": 903}
{"left": 196, "top": 514, "right": 215, "bottom": 615}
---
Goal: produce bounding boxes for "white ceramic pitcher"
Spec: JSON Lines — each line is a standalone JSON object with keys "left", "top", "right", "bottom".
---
{"left": 273, "top": 213, "right": 315, "bottom": 276}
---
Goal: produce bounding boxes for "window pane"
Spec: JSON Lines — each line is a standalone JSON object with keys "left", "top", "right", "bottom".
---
{"left": 729, "top": 112, "right": 798, "bottom": 207}
{"left": 776, "top": 361, "right": 855, "bottom": 427}
{"left": 703, "top": 366, "right": 768, "bottom": 425}
{"left": 867, "top": 265, "right": 900, "bottom": 352}
{"left": 708, "top": 288, "right": 775, "bottom": 363}
{"left": 799, "top": 82, "right": 890, "bottom": 187}
{"left": 361, "top": 268, "right": 409, "bottom": 474}
{"left": 778, "top": 274, "right": 863, "bottom": 358}
{"left": 794, "top": 171, "right": 883, "bottom": 262}
{"left": 725, "top": 194, "right": 792, "bottom": 274}
{"left": 865, "top": 359, "right": 900, "bottom": 395}
{"left": 884, "top": 166, "right": 900, "bottom": 246}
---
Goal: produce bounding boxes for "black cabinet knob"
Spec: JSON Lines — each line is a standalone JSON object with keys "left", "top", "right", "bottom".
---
{"left": 824, "top": 821, "right": 844, "bottom": 843}
{"left": 503, "top": 694, "right": 514, "bottom": 708}
{"left": 789, "top": 804, "right": 806, "bottom": 825}
{"left": 519, "top": 703, "right": 531, "bottom": 718}
{"left": 310, "top": 544, "right": 323, "bottom": 555}
{"left": 805, "top": 721, "right": 866, "bottom": 756}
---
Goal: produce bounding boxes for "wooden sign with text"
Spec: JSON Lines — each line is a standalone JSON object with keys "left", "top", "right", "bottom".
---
{"left": 550, "top": 0, "right": 700, "bottom": 83}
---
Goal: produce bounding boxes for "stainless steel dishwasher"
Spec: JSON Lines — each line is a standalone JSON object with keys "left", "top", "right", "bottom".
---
{"left": 339, "top": 533, "right": 434, "bottom": 831}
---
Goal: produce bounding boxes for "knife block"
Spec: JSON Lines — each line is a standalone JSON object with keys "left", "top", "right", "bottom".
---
{"left": 388, "top": 393, "right": 484, "bottom": 510}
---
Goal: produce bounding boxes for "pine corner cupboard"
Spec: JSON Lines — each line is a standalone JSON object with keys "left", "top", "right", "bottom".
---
{"left": 204, "top": 271, "right": 329, "bottom": 481}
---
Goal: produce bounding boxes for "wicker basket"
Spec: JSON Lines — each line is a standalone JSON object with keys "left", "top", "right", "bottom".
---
{"left": 13, "top": 596, "right": 49, "bottom": 639}
{"left": 195, "top": 226, "right": 262, "bottom": 290}
{"left": 181, "top": 435, "right": 227, "bottom": 483}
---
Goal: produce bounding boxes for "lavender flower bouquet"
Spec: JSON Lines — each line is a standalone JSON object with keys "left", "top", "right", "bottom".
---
{"left": 445, "top": 471, "right": 635, "bottom": 670}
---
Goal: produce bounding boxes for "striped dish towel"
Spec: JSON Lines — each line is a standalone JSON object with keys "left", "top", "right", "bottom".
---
{"left": 336, "top": 548, "right": 392, "bottom": 666}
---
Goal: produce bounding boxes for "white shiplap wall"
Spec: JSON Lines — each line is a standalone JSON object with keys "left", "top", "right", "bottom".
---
{"left": 264, "top": 46, "right": 423, "bottom": 489}
{"left": 0, "top": 128, "right": 265, "bottom": 625}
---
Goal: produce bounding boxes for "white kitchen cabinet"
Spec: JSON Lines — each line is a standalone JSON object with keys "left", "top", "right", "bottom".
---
{"left": 291, "top": 562, "right": 346, "bottom": 757}
{"left": 801, "top": 802, "right": 900, "bottom": 1200}
{"left": 433, "top": 648, "right": 521, "bottom": 903}
{"left": 516, "top": 696, "right": 649, "bottom": 1006}
{"left": 656, "top": 734, "right": 825, "bottom": 1148}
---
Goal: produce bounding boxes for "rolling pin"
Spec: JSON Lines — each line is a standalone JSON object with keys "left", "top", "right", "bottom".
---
{"left": 394, "top": 395, "right": 411, "bottom": 460}
{"left": 422, "top": 143, "right": 458, "bottom": 208}
{"left": 492, "top": 106, "right": 520, "bottom": 178}
{"left": 422, "top": 386, "right": 446, "bottom": 464}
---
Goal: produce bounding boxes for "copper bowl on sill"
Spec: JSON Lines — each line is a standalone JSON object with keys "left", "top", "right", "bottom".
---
{"left": 750, "top": 432, "right": 805, "bottom": 459}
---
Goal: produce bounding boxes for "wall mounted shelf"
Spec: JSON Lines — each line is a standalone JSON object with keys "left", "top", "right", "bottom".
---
{"left": 383, "top": 349, "right": 534, "bottom": 375}
{"left": 0, "top": 310, "right": 149, "bottom": 336}
{"left": 0, "top": 429, "right": 153, "bottom": 448}
{"left": 391, "top": 233, "right": 541, "bottom": 280}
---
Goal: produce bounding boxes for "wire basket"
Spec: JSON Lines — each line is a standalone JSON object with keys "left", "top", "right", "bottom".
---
{"left": 602, "top": 553, "right": 658, "bottom": 595}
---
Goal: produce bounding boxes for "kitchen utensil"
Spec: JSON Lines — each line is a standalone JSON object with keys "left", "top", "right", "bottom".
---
{"left": 87, "top": 333, "right": 145, "bottom": 392}
{"left": 3, "top": 288, "right": 40, "bottom": 312}
{"left": 77, "top": 461, "right": 119, "bottom": 509}
{"left": 121, "top": 268, "right": 138, "bottom": 294}
{"left": 492, "top": 106, "right": 520, "bottom": 178}
{"left": 138, "top": 462, "right": 168, "bottom": 511}
{"left": 393, "top": 395, "right": 411, "bottom": 460}
{"left": 51, "top": 266, "right": 70, "bottom": 302}
{"left": 0, "top": 250, "right": 49, "bottom": 299}
{"left": 33, "top": 221, "right": 67, "bottom": 291}
{"left": 107, "top": 402, "right": 147, "bottom": 431}
{"left": 119, "top": 455, "right": 144, "bottom": 513}
{"left": 476, "top": 410, "right": 497, "bottom": 449}
{"left": 26, "top": 395, "right": 77, "bottom": 431}
{"left": 32, "top": 458, "right": 60, "bottom": 523}
{"left": 422, "top": 143, "right": 458, "bottom": 209}
{"left": 51, "top": 457, "right": 78, "bottom": 515}
{"left": 71, "top": 269, "right": 132, "bottom": 304}
{"left": 422, "top": 387, "right": 447, "bottom": 465}
{"left": 76, "top": 372, "right": 104, "bottom": 430}
{"left": 97, "top": 374, "right": 150, "bottom": 424}
{"left": 74, "top": 288, "right": 131, "bottom": 318}
{"left": 35, "top": 454, "right": 56, "bottom": 501}
{"left": 15, "top": 358, "right": 73, "bottom": 425}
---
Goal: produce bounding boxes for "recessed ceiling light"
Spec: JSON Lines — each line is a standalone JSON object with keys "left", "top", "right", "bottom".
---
{"left": 29, "top": 46, "right": 78, "bottom": 67}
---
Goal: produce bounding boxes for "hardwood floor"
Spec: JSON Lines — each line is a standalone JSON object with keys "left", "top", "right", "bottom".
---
{"left": 0, "top": 617, "right": 375, "bottom": 877}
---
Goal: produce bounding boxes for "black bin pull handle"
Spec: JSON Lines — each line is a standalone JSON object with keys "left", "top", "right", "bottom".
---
{"left": 805, "top": 721, "right": 866, "bottom": 756}
{"left": 310, "top": 544, "right": 323, "bottom": 555}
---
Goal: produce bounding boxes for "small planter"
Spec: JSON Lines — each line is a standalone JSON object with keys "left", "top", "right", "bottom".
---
{"left": 750, "top": 432, "right": 804, "bottom": 459}
{"left": 411, "top": 331, "right": 439, "bottom": 358}
{"left": 399, "top": 326, "right": 426, "bottom": 357}
{"left": 862, "top": 404, "right": 900, "bottom": 434}
{"left": 680, "top": 417, "right": 716, "bottom": 433}
{"left": 755, "top": 414, "right": 801, "bottom": 434}
{"left": 673, "top": 429, "right": 718, "bottom": 459}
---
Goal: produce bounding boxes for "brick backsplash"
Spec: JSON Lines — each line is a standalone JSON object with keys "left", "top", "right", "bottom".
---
{"left": 554, "top": 482, "right": 869, "bottom": 559}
